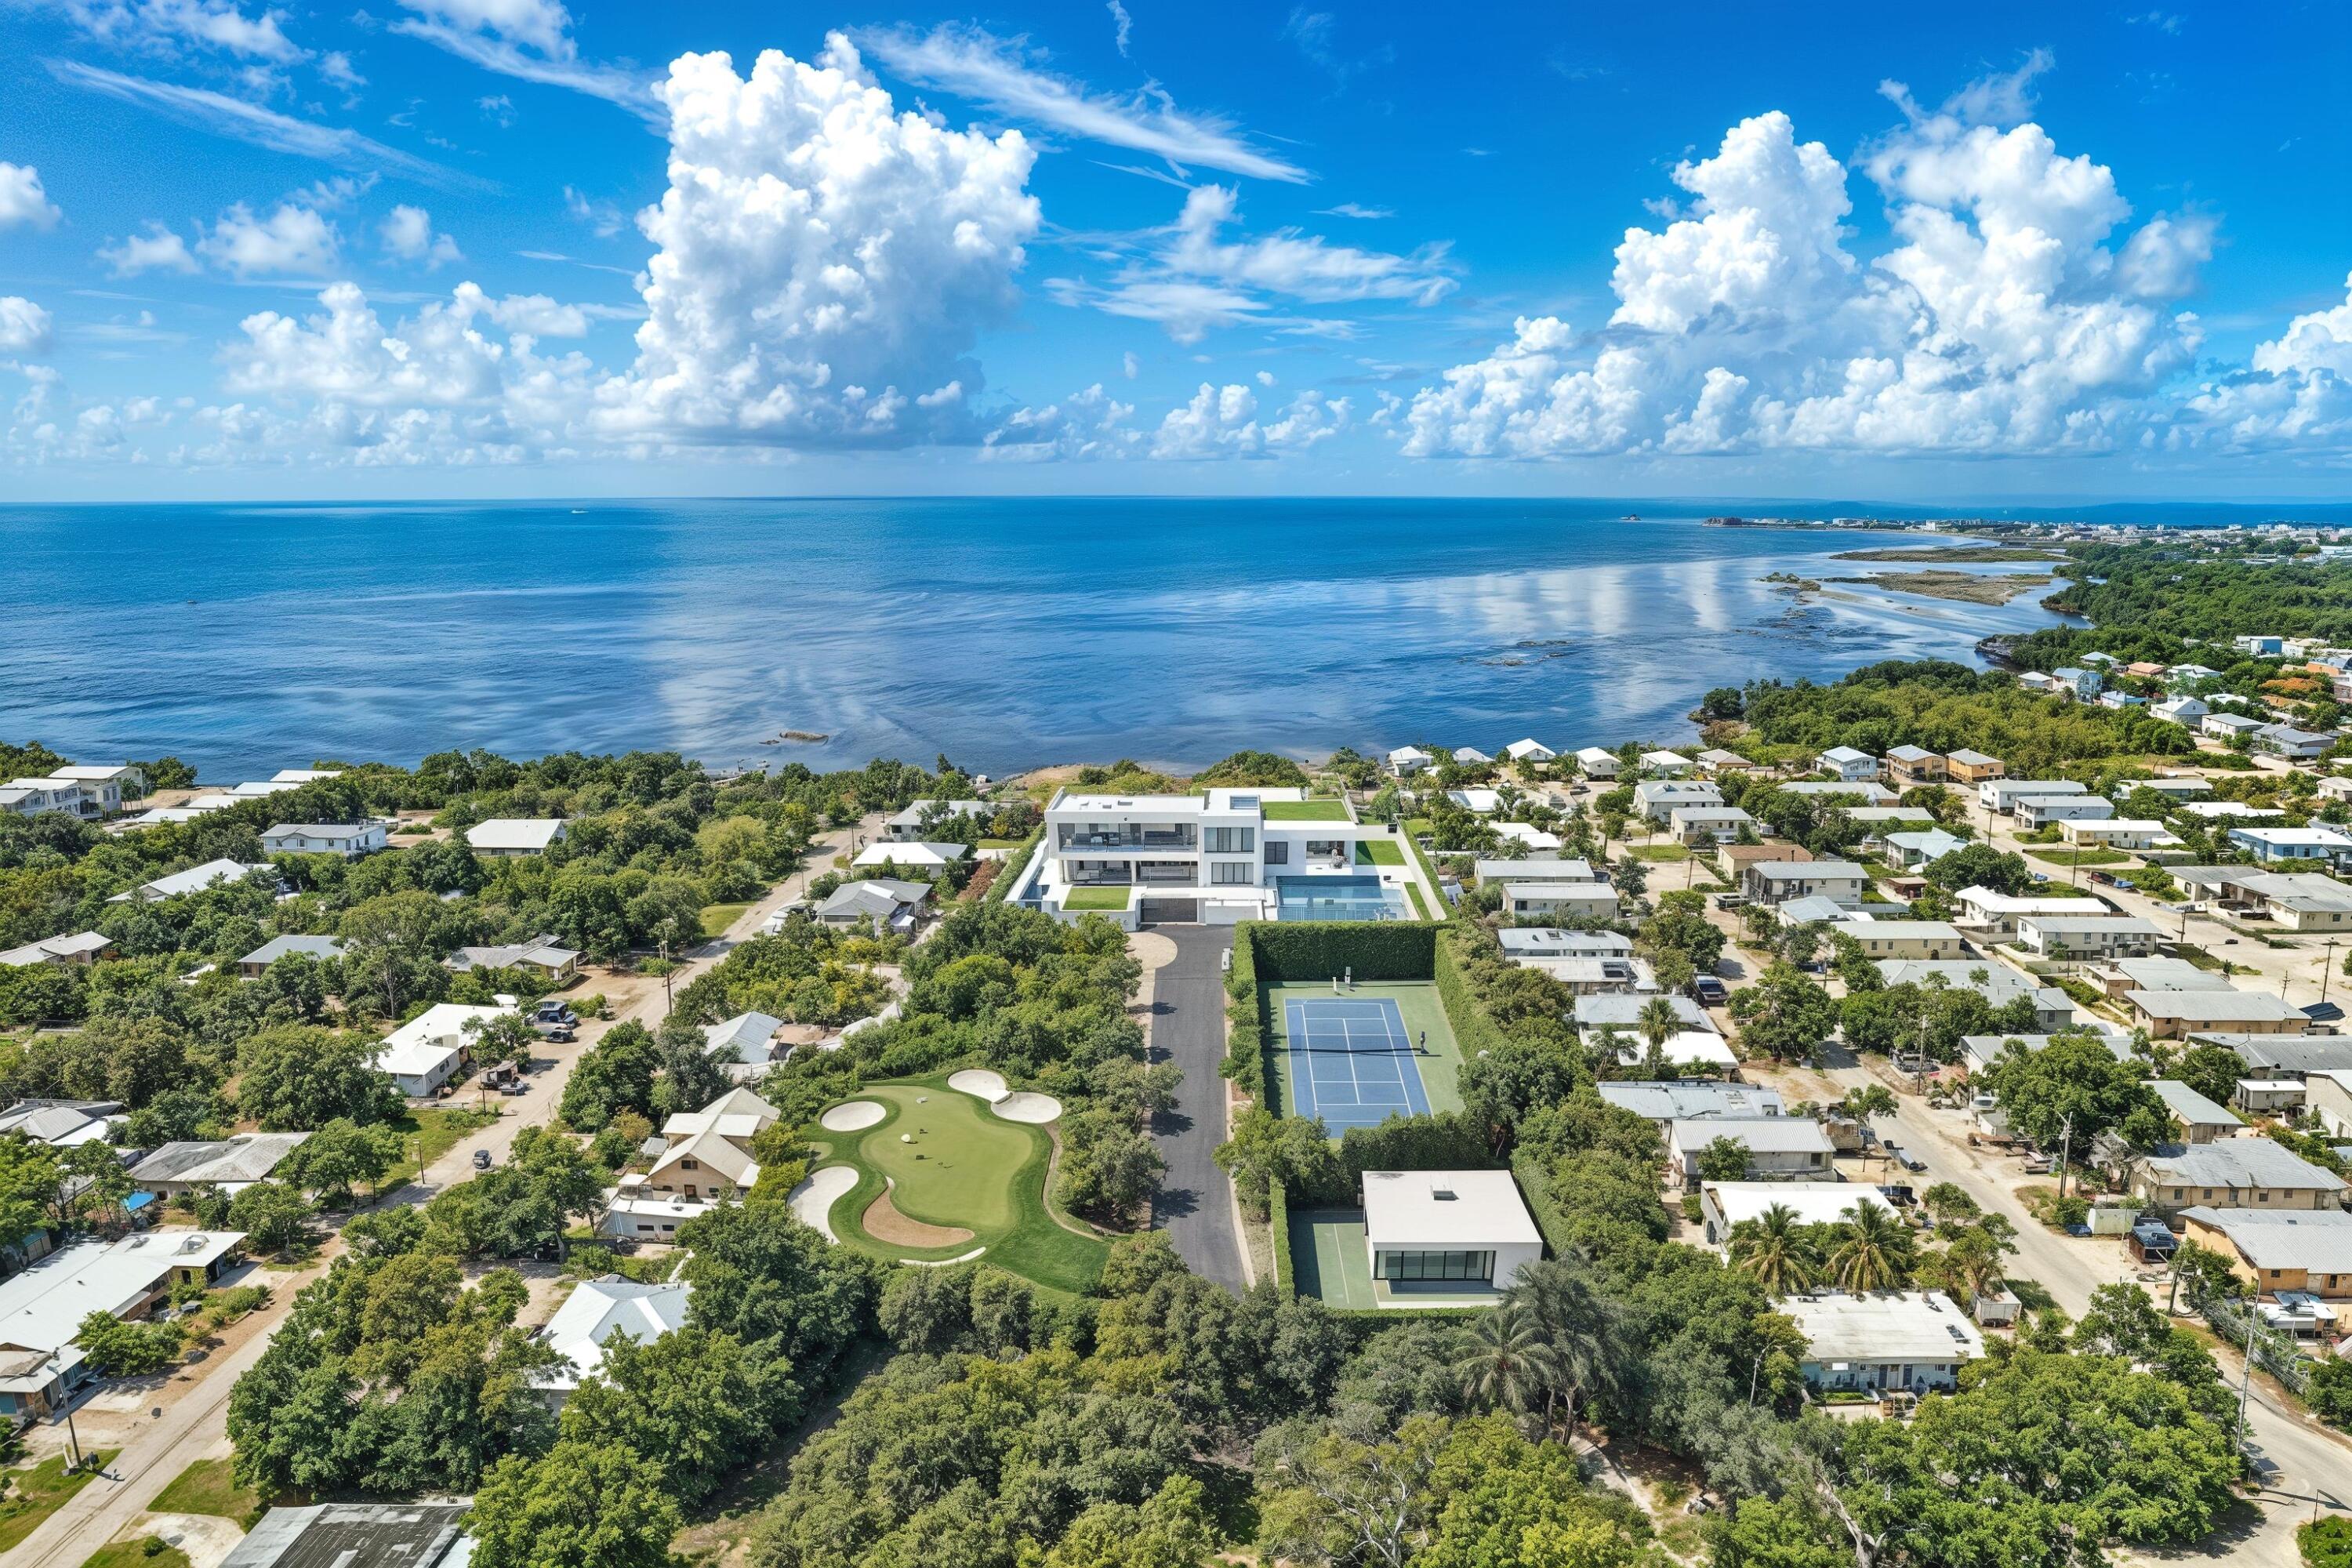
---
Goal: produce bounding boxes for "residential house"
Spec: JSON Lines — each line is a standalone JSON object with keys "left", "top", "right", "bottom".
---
{"left": 1619, "top": 1030, "right": 1740, "bottom": 1073}
{"left": 2013, "top": 913, "right": 2163, "bottom": 960}
{"left": 2204, "top": 713, "right": 2268, "bottom": 743}
{"left": 2018, "top": 671, "right": 2064, "bottom": 695}
{"left": 1641, "top": 750, "right": 1695, "bottom": 776}
{"left": 1446, "top": 788, "right": 1503, "bottom": 815}
{"left": 0, "top": 931, "right": 116, "bottom": 967}
{"left": 111, "top": 858, "right": 268, "bottom": 903}
{"left": 0, "top": 1099, "right": 122, "bottom": 1148}
{"left": 0, "top": 1230, "right": 245, "bottom": 1419}
{"left": 373, "top": 1003, "right": 512, "bottom": 1098}
{"left": 1695, "top": 748, "right": 1755, "bottom": 777}
{"left": 1386, "top": 746, "right": 1434, "bottom": 777}
{"left": 270, "top": 769, "right": 343, "bottom": 784}
{"left": 2236, "top": 1079, "right": 2306, "bottom": 1116}
{"left": 2059, "top": 818, "right": 2180, "bottom": 851}
{"left": 0, "top": 779, "right": 87, "bottom": 818}
{"left": 1959, "top": 1030, "right": 2137, "bottom": 1075}
{"left": 2148, "top": 1080, "right": 2245, "bottom": 1143}
{"left": 1783, "top": 1291, "right": 1985, "bottom": 1393}
{"left": 1504, "top": 880, "right": 1620, "bottom": 921}
{"left": 2053, "top": 666, "right": 2103, "bottom": 699}
{"left": 884, "top": 798, "right": 978, "bottom": 841}
{"left": 2254, "top": 724, "right": 2331, "bottom": 761}
{"left": 1718, "top": 841, "right": 1808, "bottom": 884}
{"left": 260, "top": 821, "right": 389, "bottom": 858}
{"left": 1697, "top": 1181, "right": 1892, "bottom": 1249}
{"left": 2168, "top": 869, "right": 2352, "bottom": 932}
{"left": 852, "top": 840, "right": 971, "bottom": 871}
{"left": 2234, "top": 635, "right": 2287, "bottom": 657}
{"left": 129, "top": 1135, "right": 307, "bottom": 1198}
{"left": 2322, "top": 775, "right": 2352, "bottom": 805}
{"left": 1573, "top": 746, "right": 1621, "bottom": 779}
{"left": 1886, "top": 746, "right": 1945, "bottom": 789}
{"left": 1779, "top": 781, "right": 1897, "bottom": 804}
{"left": 2013, "top": 793, "right": 2116, "bottom": 829}
{"left": 1828, "top": 919, "right": 1966, "bottom": 960}
{"left": 2230, "top": 826, "right": 2352, "bottom": 869}
{"left": 1504, "top": 739, "right": 1557, "bottom": 764}
{"left": 2127, "top": 776, "right": 2216, "bottom": 802}
{"left": 1877, "top": 960, "right": 2074, "bottom": 1031}
{"left": 1598, "top": 1081, "right": 1782, "bottom": 1126}
{"left": 1494, "top": 822, "right": 1564, "bottom": 852}
{"left": 1979, "top": 779, "right": 2089, "bottom": 815}
{"left": 234, "top": 934, "right": 343, "bottom": 978}
{"left": 2128, "top": 988, "right": 2312, "bottom": 1040}
{"left": 1667, "top": 1117, "right": 1834, "bottom": 1190}
{"left": 50, "top": 764, "right": 145, "bottom": 811}
{"left": 2154, "top": 696, "right": 2210, "bottom": 727}
{"left": 465, "top": 818, "right": 568, "bottom": 857}
{"left": 1777, "top": 895, "right": 1855, "bottom": 927}
{"left": 2212, "top": 1036, "right": 2352, "bottom": 1083}
{"left": 445, "top": 934, "right": 581, "bottom": 984}
{"left": 1817, "top": 746, "right": 1881, "bottom": 782}
{"left": 703, "top": 1011, "right": 785, "bottom": 1079}
{"left": 2178, "top": 1207, "right": 2352, "bottom": 1299}
{"left": 2306, "top": 1069, "right": 2352, "bottom": 1138}
{"left": 1742, "top": 861, "right": 1869, "bottom": 909}
{"left": 1667, "top": 804, "right": 1754, "bottom": 845}
{"left": 222, "top": 1504, "right": 471, "bottom": 1568}
{"left": 1496, "top": 929, "right": 1651, "bottom": 993}
{"left": 1576, "top": 993, "right": 1712, "bottom": 1038}
{"left": 1359, "top": 1170, "right": 1544, "bottom": 1298}
{"left": 1475, "top": 856, "right": 1598, "bottom": 886}
{"left": 532, "top": 1278, "right": 692, "bottom": 1395}
{"left": 1451, "top": 746, "right": 1493, "bottom": 765}
{"left": 642, "top": 1111, "right": 760, "bottom": 1203}
{"left": 1943, "top": 749, "right": 2005, "bottom": 784}
{"left": 2122, "top": 1137, "right": 2348, "bottom": 1216}
{"left": 2098, "top": 955, "right": 2234, "bottom": 1000}
{"left": 1633, "top": 779, "right": 1722, "bottom": 824}
{"left": 2098, "top": 691, "right": 2147, "bottom": 711}
{"left": 1951, "top": 886, "right": 2111, "bottom": 935}
{"left": 1880, "top": 829, "right": 1966, "bottom": 871}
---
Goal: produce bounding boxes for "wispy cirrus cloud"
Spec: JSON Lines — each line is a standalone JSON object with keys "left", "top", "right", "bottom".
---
{"left": 857, "top": 23, "right": 1310, "bottom": 183}
{"left": 387, "top": 5, "right": 659, "bottom": 125}
{"left": 42, "top": 56, "right": 493, "bottom": 189}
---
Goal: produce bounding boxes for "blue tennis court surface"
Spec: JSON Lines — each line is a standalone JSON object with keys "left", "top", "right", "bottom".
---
{"left": 1285, "top": 996, "right": 1432, "bottom": 1132}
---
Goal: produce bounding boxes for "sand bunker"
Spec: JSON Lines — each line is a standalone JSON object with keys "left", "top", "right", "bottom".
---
{"left": 863, "top": 1180, "right": 975, "bottom": 1248}
{"left": 902, "top": 1247, "right": 987, "bottom": 1267}
{"left": 819, "top": 1099, "right": 886, "bottom": 1132}
{"left": 992, "top": 1091, "right": 1062, "bottom": 1124}
{"left": 786, "top": 1166, "right": 857, "bottom": 1242}
{"left": 947, "top": 1068, "right": 1009, "bottom": 1102}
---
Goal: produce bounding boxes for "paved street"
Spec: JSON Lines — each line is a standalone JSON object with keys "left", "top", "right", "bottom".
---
{"left": 1145, "top": 924, "right": 1249, "bottom": 1292}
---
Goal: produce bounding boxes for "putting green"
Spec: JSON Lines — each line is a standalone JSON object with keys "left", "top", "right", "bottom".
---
{"left": 807, "top": 1078, "right": 1111, "bottom": 1297}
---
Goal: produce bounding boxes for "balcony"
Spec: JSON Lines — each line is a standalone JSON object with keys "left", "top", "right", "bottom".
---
{"left": 1067, "top": 860, "right": 1196, "bottom": 887}
{"left": 1057, "top": 825, "right": 1198, "bottom": 851}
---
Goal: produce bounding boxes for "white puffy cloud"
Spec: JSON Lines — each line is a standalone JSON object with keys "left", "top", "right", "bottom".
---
{"left": 379, "top": 204, "right": 463, "bottom": 267}
{"left": 590, "top": 37, "right": 1041, "bottom": 446}
{"left": 197, "top": 200, "right": 340, "bottom": 276}
{"left": 0, "top": 164, "right": 62, "bottom": 230}
{"left": 0, "top": 297, "right": 56, "bottom": 355}
{"left": 97, "top": 223, "right": 199, "bottom": 275}
{"left": 1404, "top": 80, "right": 2210, "bottom": 460}
{"left": 982, "top": 383, "right": 1138, "bottom": 461}
{"left": 1150, "top": 382, "right": 1350, "bottom": 459}
{"left": 2173, "top": 274, "right": 2352, "bottom": 450}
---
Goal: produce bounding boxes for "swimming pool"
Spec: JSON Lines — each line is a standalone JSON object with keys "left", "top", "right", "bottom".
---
{"left": 1276, "top": 875, "right": 1408, "bottom": 922}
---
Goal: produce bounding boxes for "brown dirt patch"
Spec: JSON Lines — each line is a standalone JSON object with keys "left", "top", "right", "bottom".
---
{"left": 862, "top": 1183, "right": 974, "bottom": 1247}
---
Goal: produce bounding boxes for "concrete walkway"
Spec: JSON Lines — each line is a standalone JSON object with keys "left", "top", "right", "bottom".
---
{"left": 1144, "top": 924, "right": 1249, "bottom": 1293}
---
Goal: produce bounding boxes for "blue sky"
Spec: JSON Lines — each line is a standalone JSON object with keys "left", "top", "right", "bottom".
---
{"left": 4, "top": 0, "right": 2351, "bottom": 501}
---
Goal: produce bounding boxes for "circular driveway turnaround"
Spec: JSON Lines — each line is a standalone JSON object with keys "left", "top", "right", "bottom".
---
{"left": 947, "top": 1068, "right": 1009, "bottom": 1102}
{"left": 819, "top": 1099, "right": 887, "bottom": 1131}
{"left": 992, "top": 1091, "right": 1062, "bottom": 1123}
{"left": 786, "top": 1165, "right": 858, "bottom": 1241}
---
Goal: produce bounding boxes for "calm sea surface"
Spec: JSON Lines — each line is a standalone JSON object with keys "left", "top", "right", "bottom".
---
{"left": 4, "top": 499, "right": 2078, "bottom": 779}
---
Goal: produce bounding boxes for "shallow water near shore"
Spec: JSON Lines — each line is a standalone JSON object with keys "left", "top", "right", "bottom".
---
{"left": 5, "top": 498, "right": 2078, "bottom": 778}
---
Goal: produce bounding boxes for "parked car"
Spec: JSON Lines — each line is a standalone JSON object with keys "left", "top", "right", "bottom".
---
{"left": 539, "top": 1024, "right": 575, "bottom": 1044}
{"left": 471, "top": 1148, "right": 493, "bottom": 1171}
{"left": 532, "top": 1001, "right": 576, "bottom": 1025}
{"left": 502, "top": 1080, "right": 529, "bottom": 1096}
{"left": 1693, "top": 976, "right": 1729, "bottom": 1006}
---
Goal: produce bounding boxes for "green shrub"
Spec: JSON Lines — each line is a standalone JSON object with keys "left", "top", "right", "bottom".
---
{"left": 1269, "top": 1178, "right": 1292, "bottom": 1297}
{"left": 2301, "top": 1515, "right": 2352, "bottom": 1568}
{"left": 1243, "top": 921, "right": 1436, "bottom": 983}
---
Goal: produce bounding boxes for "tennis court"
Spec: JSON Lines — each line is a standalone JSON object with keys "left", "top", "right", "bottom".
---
{"left": 1283, "top": 994, "right": 1432, "bottom": 1131}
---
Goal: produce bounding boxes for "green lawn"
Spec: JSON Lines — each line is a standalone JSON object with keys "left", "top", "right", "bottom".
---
{"left": 1405, "top": 884, "right": 1432, "bottom": 920}
{"left": 1264, "top": 798, "right": 1352, "bottom": 821}
{"left": 1353, "top": 839, "right": 1406, "bottom": 867}
{"left": 1403, "top": 817, "right": 1435, "bottom": 837}
{"left": 1063, "top": 886, "right": 1131, "bottom": 911}
{"left": 0, "top": 1451, "right": 120, "bottom": 1553}
{"left": 82, "top": 1539, "right": 192, "bottom": 1568}
{"left": 1290, "top": 1209, "right": 1377, "bottom": 1308}
{"left": 151, "top": 1457, "right": 263, "bottom": 1526}
{"left": 700, "top": 901, "right": 756, "bottom": 938}
{"left": 1629, "top": 843, "right": 1691, "bottom": 862}
{"left": 2024, "top": 848, "right": 2128, "bottom": 867}
{"left": 1265, "top": 980, "right": 1465, "bottom": 1124}
{"left": 384, "top": 1105, "right": 499, "bottom": 1189}
{"left": 805, "top": 1080, "right": 1110, "bottom": 1296}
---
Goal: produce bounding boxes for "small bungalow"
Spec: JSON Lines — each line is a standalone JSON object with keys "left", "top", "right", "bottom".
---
{"left": 1359, "top": 1170, "right": 1543, "bottom": 1300}
{"left": 1783, "top": 1291, "right": 1984, "bottom": 1393}
{"left": 260, "top": 821, "right": 389, "bottom": 858}
{"left": 465, "top": 818, "right": 568, "bottom": 858}
{"left": 235, "top": 934, "right": 345, "bottom": 978}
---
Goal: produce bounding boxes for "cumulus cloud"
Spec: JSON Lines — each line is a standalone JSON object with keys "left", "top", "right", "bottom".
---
{"left": 197, "top": 199, "right": 340, "bottom": 276}
{"left": 589, "top": 37, "right": 1041, "bottom": 446}
{"left": 1151, "top": 381, "right": 1349, "bottom": 458}
{"left": 982, "top": 383, "right": 1138, "bottom": 461}
{"left": 0, "top": 163, "right": 63, "bottom": 230}
{"left": 0, "top": 297, "right": 56, "bottom": 355}
{"left": 858, "top": 23, "right": 1308, "bottom": 183}
{"left": 2174, "top": 274, "right": 2352, "bottom": 450}
{"left": 380, "top": 203, "right": 463, "bottom": 267}
{"left": 1403, "top": 77, "right": 2212, "bottom": 459}
{"left": 98, "top": 223, "right": 199, "bottom": 274}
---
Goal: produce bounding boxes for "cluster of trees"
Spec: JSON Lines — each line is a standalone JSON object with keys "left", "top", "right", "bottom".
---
{"left": 1726, "top": 1183, "right": 2018, "bottom": 1302}
{"left": 666, "top": 917, "right": 898, "bottom": 1030}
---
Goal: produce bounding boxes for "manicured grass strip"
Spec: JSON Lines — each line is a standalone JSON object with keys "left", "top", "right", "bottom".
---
{"left": 700, "top": 901, "right": 756, "bottom": 938}
{"left": 1290, "top": 1209, "right": 1376, "bottom": 1309}
{"left": 1064, "top": 886, "right": 1131, "bottom": 912}
{"left": 151, "top": 1457, "right": 263, "bottom": 1526}
{"left": 0, "top": 1451, "right": 120, "bottom": 1553}
{"left": 82, "top": 1538, "right": 192, "bottom": 1568}
{"left": 1405, "top": 884, "right": 1432, "bottom": 920}
{"left": 1629, "top": 843, "right": 1690, "bottom": 862}
{"left": 810, "top": 1080, "right": 1109, "bottom": 1297}
{"left": 383, "top": 1105, "right": 499, "bottom": 1189}
{"left": 1264, "top": 799, "right": 1351, "bottom": 821}
{"left": 1353, "top": 839, "right": 1406, "bottom": 867}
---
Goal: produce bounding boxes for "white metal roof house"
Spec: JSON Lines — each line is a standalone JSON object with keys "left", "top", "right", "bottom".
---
{"left": 1452, "top": 746, "right": 1494, "bottom": 764}
{"left": 1783, "top": 1290, "right": 1984, "bottom": 1392}
{"left": 1668, "top": 1117, "right": 1835, "bottom": 1189}
{"left": 110, "top": 858, "right": 270, "bottom": 903}
{"left": 1386, "top": 746, "right": 1434, "bottom": 776}
{"left": 816, "top": 877, "right": 933, "bottom": 932}
{"left": 853, "top": 840, "right": 971, "bottom": 870}
{"left": 259, "top": 821, "right": 389, "bottom": 858}
{"left": 465, "top": 818, "right": 568, "bottom": 857}
{"left": 2013, "top": 913, "right": 2164, "bottom": 960}
{"left": 532, "top": 1278, "right": 691, "bottom": 1395}
{"left": 1741, "top": 861, "right": 1868, "bottom": 909}
{"left": 2147, "top": 1080, "right": 2245, "bottom": 1142}
{"left": 445, "top": 935, "right": 580, "bottom": 982}
{"left": 703, "top": 1011, "right": 785, "bottom": 1080}
{"left": 1504, "top": 880, "right": 1619, "bottom": 920}
{"left": 1697, "top": 1181, "right": 1893, "bottom": 1249}
{"left": 2126, "top": 1137, "right": 2348, "bottom": 1215}
{"left": 1359, "top": 1170, "right": 1542, "bottom": 1303}
{"left": 1817, "top": 746, "right": 1880, "bottom": 782}
{"left": 235, "top": 934, "right": 345, "bottom": 978}
{"left": 129, "top": 1136, "right": 308, "bottom": 1196}
{"left": 0, "top": 931, "right": 116, "bottom": 968}
{"left": 0, "top": 1230, "right": 245, "bottom": 1419}
{"left": 2179, "top": 1207, "right": 2352, "bottom": 1298}
{"left": 1598, "top": 1081, "right": 1783, "bottom": 1124}
{"left": 1574, "top": 746, "right": 1621, "bottom": 779}
{"left": 1504, "top": 739, "right": 1557, "bottom": 763}
{"left": 1617, "top": 1030, "right": 1739, "bottom": 1073}
{"left": 373, "top": 1003, "right": 512, "bottom": 1098}
{"left": 1778, "top": 780, "right": 1896, "bottom": 804}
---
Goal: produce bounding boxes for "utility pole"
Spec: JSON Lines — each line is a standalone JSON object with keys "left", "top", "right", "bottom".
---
{"left": 2235, "top": 1295, "right": 2259, "bottom": 1454}
{"left": 2322, "top": 938, "right": 2340, "bottom": 1012}
{"left": 2056, "top": 1112, "right": 2074, "bottom": 1203}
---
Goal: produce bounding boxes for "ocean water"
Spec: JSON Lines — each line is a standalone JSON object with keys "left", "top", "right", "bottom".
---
{"left": 3, "top": 499, "right": 2077, "bottom": 780}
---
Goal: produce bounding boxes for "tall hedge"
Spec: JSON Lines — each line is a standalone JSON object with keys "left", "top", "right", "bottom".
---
{"left": 985, "top": 828, "right": 1044, "bottom": 904}
{"left": 1432, "top": 927, "right": 1515, "bottom": 1066}
{"left": 1223, "top": 924, "right": 1268, "bottom": 1100}
{"left": 1510, "top": 1152, "right": 1570, "bottom": 1261}
{"left": 1245, "top": 920, "right": 1436, "bottom": 982}
{"left": 1338, "top": 1111, "right": 1499, "bottom": 1180}
{"left": 1269, "top": 1176, "right": 1292, "bottom": 1296}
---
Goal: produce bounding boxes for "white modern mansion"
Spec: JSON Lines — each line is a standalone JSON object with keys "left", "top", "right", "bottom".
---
{"left": 1011, "top": 786, "right": 1428, "bottom": 927}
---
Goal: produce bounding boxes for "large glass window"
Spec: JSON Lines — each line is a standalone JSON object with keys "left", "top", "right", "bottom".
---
{"left": 1264, "top": 841, "right": 1289, "bottom": 865}
{"left": 1205, "top": 826, "right": 1255, "bottom": 854}
{"left": 1374, "top": 1249, "right": 1496, "bottom": 1283}
{"left": 1210, "top": 861, "right": 1254, "bottom": 885}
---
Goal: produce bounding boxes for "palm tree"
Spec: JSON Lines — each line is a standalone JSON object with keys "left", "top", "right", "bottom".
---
{"left": 1829, "top": 1203, "right": 1915, "bottom": 1293}
{"left": 1728, "top": 1203, "right": 1817, "bottom": 1296}
{"left": 1506, "top": 1258, "right": 1627, "bottom": 1435}
{"left": 1452, "top": 1301, "right": 1559, "bottom": 1417}
{"left": 1636, "top": 996, "right": 1682, "bottom": 1054}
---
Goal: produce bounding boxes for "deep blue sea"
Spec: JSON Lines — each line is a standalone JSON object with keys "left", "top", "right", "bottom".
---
{"left": 4, "top": 499, "right": 2084, "bottom": 780}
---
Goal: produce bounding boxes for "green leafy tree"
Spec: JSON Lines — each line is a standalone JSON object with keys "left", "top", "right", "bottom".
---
{"left": 1728, "top": 962, "right": 1838, "bottom": 1062}
{"left": 236, "top": 1025, "right": 402, "bottom": 1130}
{"left": 1984, "top": 1030, "right": 2168, "bottom": 1152}
{"left": 557, "top": 1020, "right": 660, "bottom": 1132}
{"left": 1696, "top": 1135, "right": 1753, "bottom": 1183}
{"left": 228, "top": 1181, "right": 316, "bottom": 1254}
{"left": 1728, "top": 1203, "right": 1819, "bottom": 1296}
{"left": 77, "top": 1308, "right": 182, "bottom": 1376}
{"left": 285, "top": 1117, "right": 404, "bottom": 1203}
{"left": 468, "top": 1439, "right": 680, "bottom": 1568}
